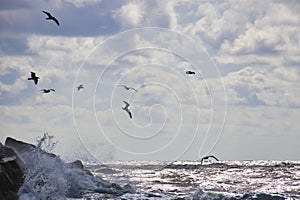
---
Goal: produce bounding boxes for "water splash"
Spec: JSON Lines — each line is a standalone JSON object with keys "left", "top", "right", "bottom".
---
{"left": 18, "top": 133, "right": 132, "bottom": 200}
{"left": 18, "top": 133, "right": 69, "bottom": 200}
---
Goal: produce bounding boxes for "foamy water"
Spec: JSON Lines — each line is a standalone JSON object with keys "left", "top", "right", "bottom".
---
{"left": 15, "top": 135, "right": 299, "bottom": 199}
{"left": 85, "top": 160, "right": 300, "bottom": 199}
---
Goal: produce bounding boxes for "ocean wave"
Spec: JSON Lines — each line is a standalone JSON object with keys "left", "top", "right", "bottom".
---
{"left": 4, "top": 134, "right": 134, "bottom": 200}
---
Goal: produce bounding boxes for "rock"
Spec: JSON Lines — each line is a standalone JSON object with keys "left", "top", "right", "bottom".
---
{"left": 123, "top": 183, "right": 135, "bottom": 194}
{"left": 3, "top": 136, "right": 134, "bottom": 198}
{"left": 5, "top": 137, "right": 94, "bottom": 176}
{"left": 68, "top": 160, "right": 84, "bottom": 169}
{"left": 5, "top": 137, "right": 56, "bottom": 161}
{"left": 0, "top": 142, "right": 24, "bottom": 200}
{"left": 67, "top": 159, "right": 93, "bottom": 176}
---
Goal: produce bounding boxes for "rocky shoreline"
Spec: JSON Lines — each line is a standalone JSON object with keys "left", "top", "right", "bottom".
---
{"left": 0, "top": 137, "right": 134, "bottom": 199}
{"left": 0, "top": 141, "right": 24, "bottom": 200}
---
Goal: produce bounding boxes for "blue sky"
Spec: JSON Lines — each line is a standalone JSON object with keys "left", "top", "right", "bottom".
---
{"left": 0, "top": 0, "right": 299, "bottom": 161}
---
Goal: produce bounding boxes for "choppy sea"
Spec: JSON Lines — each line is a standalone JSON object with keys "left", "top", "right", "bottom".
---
{"left": 14, "top": 135, "right": 299, "bottom": 200}
{"left": 80, "top": 160, "right": 300, "bottom": 199}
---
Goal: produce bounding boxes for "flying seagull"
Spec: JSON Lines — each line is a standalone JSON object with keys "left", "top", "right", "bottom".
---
{"left": 118, "top": 84, "right": 138, "bottom": 92}
{"left": 200, "top": 155, "right": 219, "bottom": 165}
{"left": 42, "top": 11, "right": 60, "bottom": 26}
{"left": 186, "top": 70, "right": 196, "bottom": 75}
{"left": 122, "top": 101, "right": 132, "bottom": 119}
{"left": 77, "top": 84, "right": 84, "bottom": 91}
{"left": 28, "top": 72, "right": 40, "bottom": 85}
{"left": 40, "top": 89, "right": 55, "bottom": 93}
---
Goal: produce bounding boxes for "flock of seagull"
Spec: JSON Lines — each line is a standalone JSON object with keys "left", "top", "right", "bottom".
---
{"left": 28, "top": 69, "right": 197, "bottom": 119}
{"left": 26, "top": 10, "right": 218, "bottom": 164}
{"left": 27, "top": 71, "right": 84, "bottom": 93}
{"left": 29, "top": 10, "right": 198, "bottom": 119}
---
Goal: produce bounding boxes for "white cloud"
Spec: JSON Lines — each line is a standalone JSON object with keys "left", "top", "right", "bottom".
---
{"left": 224, "top": 66, "right": 300, "bottom": 107}
{"left": 0, "top": 78, "right": 27, "bottom": 97}
{"left": 26, "top": 35, "right": 105, "bottom": 66}
{"left": 63, "top": 0, "right": 102, "bottom": 7}
{"left": 112, "top": 2, "right": 144, "bottom": 27}
{"left": 1, "top": 0, "right": 300, "bottom": 160}
{"left": 111, "top": 0, "right": 179, "bottom": 29}
{"left": 216, "top": 1, "right": 300, "bottom": 66}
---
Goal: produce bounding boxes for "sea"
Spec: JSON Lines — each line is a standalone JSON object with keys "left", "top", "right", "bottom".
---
{"left": 15, "top": 135, "right": 300, "bottom": 199}
{"left": 83, "top": 160, "right": 300, "bottom": 199}
{"left": 18, "top": 157, "right": 300, "bottom": 200}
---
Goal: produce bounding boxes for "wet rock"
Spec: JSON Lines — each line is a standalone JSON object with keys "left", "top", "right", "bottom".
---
{"left": 5, "top": 137, "right": 56, "bottom": 161}
{"left": 123, "top": 183, "right": 135, "bottom": 194}
{"left": 4, "top": 136, "right": 134, "bottom": 198}
{"left": 68, "top": 160, "right": 84, "bottom": 169}
{"left": 6, "top": 137, "right": 94, "bottom": 176}
{"left": 0, "top": 142, "right": 24, "bottom": 200}
{"left": 67, "top": 160, "right": 93, "bottom": 176}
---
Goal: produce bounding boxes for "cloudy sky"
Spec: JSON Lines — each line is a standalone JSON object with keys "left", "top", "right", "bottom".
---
{"left": 0, "top": 0, "right": 299, "bottom": 161}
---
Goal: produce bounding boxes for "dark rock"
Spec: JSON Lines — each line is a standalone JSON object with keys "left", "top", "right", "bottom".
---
{"left": 5, "top": 137, "right": 56, "bottom": 161}
{"left": 67, "top": 159, "right": 93, "bottom": 176}
{"left": 68, "top": 160, "right": 84, "bottom": 169}
{"left": 6, "top": 137, "right": 95, "bottom": 176}
{"left": 123, "top": 183, "right": 135, "bottom": 194}
{"left": 0, "top": 142, "right": 24, "bottom": 200}
{"left": 3, "top": 137, "right": 134, "bottom": 198}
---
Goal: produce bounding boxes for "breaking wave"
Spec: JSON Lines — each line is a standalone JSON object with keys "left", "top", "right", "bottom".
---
{"left": 17, "top": 134, "right": 133, "bottom": 200}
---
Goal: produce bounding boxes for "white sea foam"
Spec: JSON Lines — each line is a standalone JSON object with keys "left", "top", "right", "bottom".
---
{"left": 86, "top": 160, "right": 300, "bottom": 199}
{"left": 17, "top": 134, "right": 131, "bottom": 200}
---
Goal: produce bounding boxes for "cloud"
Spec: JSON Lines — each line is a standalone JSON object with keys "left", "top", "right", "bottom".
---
{"left": 111, "top": 0, "right": 179, "bottom": 29}
{"left": 0, "top": 0, "right": 119, "bottom": 37}
{"left": 63, "top": 0, "right": 103, "bottom": 7}
{"left": 216, "top": 1, "right": 300, "bottom": 67}
{"left": 1, "top": 0, "right": 300, "bottom": 160}
{"left": 224, "top": 66, "right": 300, "bottom": 107}
{"left": 214, "top": 105, "right": 300, "bottom": 160}
{"left": 112, "top": 2, "right": 144, "bottom": 27}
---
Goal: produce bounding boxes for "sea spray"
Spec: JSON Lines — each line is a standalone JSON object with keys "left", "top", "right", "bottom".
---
{"left": 17, "top": 133, "right": 134, "bottom": 199}
{"left": 18, "top": 133, "right": 69, "bottom": 199}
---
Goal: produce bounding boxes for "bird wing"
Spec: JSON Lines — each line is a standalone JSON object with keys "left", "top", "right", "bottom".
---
{"left": 31, "top": 72, "right": 36, "bottom": 78}
{"left": 129, "top": 87, "right": 138, "bottom": 92}
{"left": 118, "top": 85, "right": 128, "bottom": 89}
{"left": 200, "top": 157, "right": 204, "bottom": 165}
{"left": 52, "top": 17, "right": 60, "bottom": 26}
{"left": 210, "top": 155, "right": 219, "bottom": 161}
{"left": 42, "top": 11, "right": 52, "bottom": 18}
{"left": 50, "top": 89, "right": 55, "bottom": 92}
{"left": 186, "top": 71, "right": 195, "bottom": 74}
{"left": 123, "top": 101, "right": 130, "bottom": 108}
{"left": 128, "top": 110, "right": 132, "bottom": 119}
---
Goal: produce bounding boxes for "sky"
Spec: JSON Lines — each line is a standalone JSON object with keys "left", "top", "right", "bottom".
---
{"left": 0, "top": 0, "right": 299, "bottom": 162}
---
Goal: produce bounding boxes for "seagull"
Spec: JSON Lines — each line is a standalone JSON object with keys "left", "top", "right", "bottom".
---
{"left": 40, "top": 89, "right": 55, "bottom": 93}
{"left": 77, "top": 84, "right": 84, "bottom": 91}
{"left": 28, "top": 72, "right": 40, "bottom": 85}
{"left": 42, "top": 11, "right": 60, "bottom": 26}
{"left": 118, "top": 84, "right": 138, "bottom": 92}
{"left": 122, "top": 101, "right": 132, "bottom": 119}
{"left": 186, "top": 70, "right": 196, "bottom": 75}
{"left": 200, "top": 155, "right": 219, "bottom": 165}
